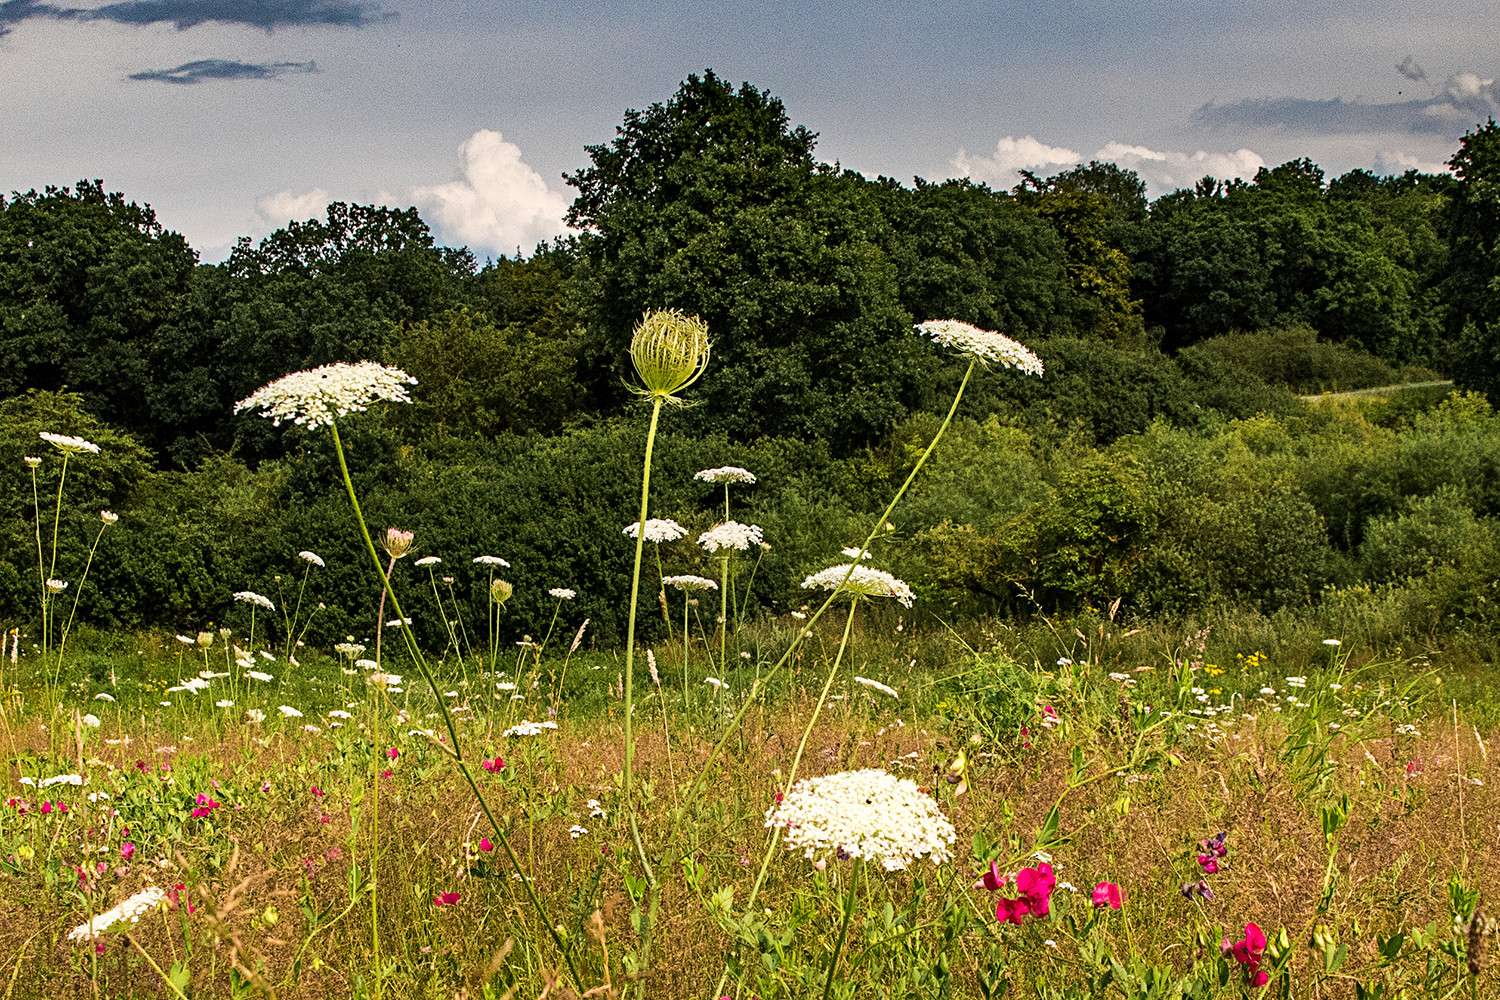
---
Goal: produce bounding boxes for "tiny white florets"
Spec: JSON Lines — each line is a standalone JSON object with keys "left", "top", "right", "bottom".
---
{"left": 67, "top": 887, "right": 169, "bottom": 942}
{"left": 549, "top": 588, "right": 576, "bottom": 600}
{"left": 801, "top": 564, "right": 915, "bottom": 608}
{"left": 916, "top": 320, "right": 1043, "bottom": 376}
{"left": 765, "top": 768, "right": 955, "bottom": 870}
{"left": 40, "top": 431, "right": 101, "bottom": 455}
{"left": 234, "top": 591, "right": 275, "bottom": 611}
{"left": 234, "top": 361, "right": 417, "bottom": 430}
{"left": 695, "top": 466, "right": 756, "bottom": 485}
{"left": 698, "top": 521, "right": 764, "bottom": 553}
{"left": 661, "top": 574, "right": 719, "bottom": 591}
{"left": 298, "top": 550, "right": 325, "bottom": 567}
{"left": 623, "top": 518, "right": 689, "bottom": 543}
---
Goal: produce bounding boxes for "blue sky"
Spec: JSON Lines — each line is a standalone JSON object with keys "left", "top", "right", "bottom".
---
{"left": 1, "top": 0, "right": 1495, "bottom": 261}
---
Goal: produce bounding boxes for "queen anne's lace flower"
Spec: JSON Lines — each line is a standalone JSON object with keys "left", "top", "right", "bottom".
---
{"left": 40, "top": 431, "right": 101, "bottom": 455}
{"left": 698, "top": 521, "right": 764, "bottom": 553}
{"left": 916, "top": 320, "right": 1043, "bottom": 376}
{"left": 801, "top": 564, "right": 915, "bottom": 608}
{"left": 473, "top": 555, "right": 510, "bottom": 567}
{"left": 67, "top": 887, "right": 168, "bottom": 942}
{"left": 695, "top": 466, "right": 756, "bottom": 485}
{"left": 662, "top": 574, "right": 719, "bottom": 591}
{"left": 414, "top": 556, "right": 441, "bottom": 567}
{"left": 765, "top": 768, "right": 955, "bottom": 871}
{"left": 549, "top": 588, "right": 576, "bottom": 600}
{"left": 298, "top": 550, "right": 325, "bottom": 567}
{"left": 278, "top": 705, "right": 303, "bottom": 718}
{"left": 235, "top": 361, "right": 417, "bottom": 430}
{"left": 854, "top": 676, "right": 899, "bottom": 697}
{"left": 622, "top": 518, "right": 688, "bottom": 542}
{"left": 503, "top": 720, "right": 559, "bottom": 737}
{"left": 234, "top": 591, "right": 275, "bottom": 611}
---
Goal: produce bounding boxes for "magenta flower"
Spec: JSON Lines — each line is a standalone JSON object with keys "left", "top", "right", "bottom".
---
{"left": 479, "top": 838, "right": 493, "bottom": 852}
{"left": 1223, "top": 922, "right": 1269, "bottom": 987}
{"left": 481, "top": 757, "right": 505, "bottom": 773}
{"left": 387, "top": 748, "right": 399, "bottom": 759}
{"left": 433, "top": 891, "right": 461, "bottom": 906}
{"left": 40, "top": 802, "right": 51, "bottom": 815}
{"left": 1197, "top": 855, "right": 1219, "bottom": 875}
{"left": 1091, "top": 882, "right": 1122, "bottom": 909}
{"left": 311, "top": 786, "right": 324, "bottom": 797}
{"left": 975, "top": 860, "right": 1006, "bottom": 892}
{"left": 1016, "top": 861, "right": 1056, "bottom": 916}
{"left": 120, "top": 842, "right": 136, "bottom": 861}
{"left": 995, "top": 896, "right": 1030, "bottom": 924}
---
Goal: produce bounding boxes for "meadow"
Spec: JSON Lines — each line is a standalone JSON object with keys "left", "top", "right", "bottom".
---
{"left": 3, "top": 315, "right": 1499, "bottom": 1000}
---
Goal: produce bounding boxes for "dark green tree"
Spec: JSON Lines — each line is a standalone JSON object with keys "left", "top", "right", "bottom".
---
{"left": 565, "top": 70, "right": 928, "bottom": 451}
{"left": 0, "top": 181, "right": 196, "bottom": 436}
{"left": 1445, "top": 120, "right": 1500, "bottom": 397}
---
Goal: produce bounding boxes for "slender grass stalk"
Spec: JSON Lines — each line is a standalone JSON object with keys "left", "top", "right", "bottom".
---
{"left": 622, "top": 395, "right": 665, "bottom": 952}
{"left": 53, "top": 518, "right": 108, "bottom": 685}
{"left": 718, "top": 554, "right": 730, "bottom": 673}
{"left": 327, "top": 419, "right": 583, "bottom": 994}
{"left": 28, "top": 464, "right": 46, "bottom": 666}
{"left": 823, "top": 856, "right": 863, "bottom": 1000}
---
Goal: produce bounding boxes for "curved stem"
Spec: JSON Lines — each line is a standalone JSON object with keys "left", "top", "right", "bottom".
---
{"left": 54, "top": 522, "right": 107, "bottom": 682}
{"left": 327, "top": 419, "right": 582, "bottom": 994}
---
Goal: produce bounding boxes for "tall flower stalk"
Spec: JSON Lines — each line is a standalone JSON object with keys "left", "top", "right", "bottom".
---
{"left": 236, "top": 360, "right": 584, "bottom": 995}
{"left": 32, "top": 433, "right": 100, "bottom": 675}
{"left": 619, "top": 309, "right": 711, "bottom": 991}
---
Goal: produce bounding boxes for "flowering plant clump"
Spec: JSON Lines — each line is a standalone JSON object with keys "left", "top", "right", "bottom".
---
{"left": 662, "top": 574, "right": 719, "bottom": 591}
{"left": 697, "top": 521, "right": 764, "bottom": 553}
{"left": 800, "top": 564, "right": 916, "bottom": 608}
{"left": 694, "top": 466, "right": 756, "bottom": 485}
{"left": 978, "top": 859, "right": 1057, "bottom": 924}
{"left": 622, "top": 518, "right": 688, "bottom": 542}
{"left": 915, "top": 320, "right": 1043, "bottom": 376}
{"left": 40, "top": 431, "right": 101, "bottom": 455}
{"left": 1223, "top": 922, "right": 1270, "bottom": 987}
{"left": 66, "top": 886, "right": 168, "bottom": 942}
{"left": 764, "top": 768, "right": 956, "bottom": 871}
{"left": 234, "top": 361, "right": 417, "bottom": 430}
{"left": 233, "top": 590, "right": 275, "bottom": 611}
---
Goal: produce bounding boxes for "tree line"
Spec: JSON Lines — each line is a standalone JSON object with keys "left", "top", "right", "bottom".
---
{"left": 2, "top": 70, "right": 1499, "bottom": 642}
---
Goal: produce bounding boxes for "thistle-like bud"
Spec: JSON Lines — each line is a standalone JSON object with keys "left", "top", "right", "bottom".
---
{"left": 629, "top": 309, "right": 711, "bottom": 404}
{"left": 490, "top": 579, "right": 513, "bottom": 605}
{"left": 381, "top": 528, "right": 414, "bottom": 559}
{"left": 196, "top": 632, "right": 214, "bottom": 647}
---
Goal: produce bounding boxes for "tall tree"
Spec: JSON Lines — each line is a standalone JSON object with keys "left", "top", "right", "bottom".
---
{"left": 0, "top": 181, "right": 196, "bottom": 437}
{"left": 1446, "top": 120, "right": 1500, "bottom": 397}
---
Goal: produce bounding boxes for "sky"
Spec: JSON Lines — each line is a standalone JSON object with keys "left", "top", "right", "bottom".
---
{"left": 1, "top": 0, "right": 1496, "bottom": 262}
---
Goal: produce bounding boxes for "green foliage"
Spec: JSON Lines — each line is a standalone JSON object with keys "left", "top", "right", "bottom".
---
{"left": 1181, "top": 325, "right": 1441, "bottom": 394}
{"left": 0, "top": 181, "right": 196, "bottom": 435}
{"left": 1446, "top": 119, "right": 1500, "bottom": 397}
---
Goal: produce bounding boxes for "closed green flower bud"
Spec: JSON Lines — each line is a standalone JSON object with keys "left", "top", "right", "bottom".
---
{"left": 629, "top": 309, "right": 711, "bottom": 404}
{"left": 490, "top": 579, "right": 513, "bottom": 605}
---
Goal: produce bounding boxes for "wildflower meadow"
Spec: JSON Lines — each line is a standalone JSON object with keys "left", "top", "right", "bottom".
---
{"left": 0, "top": 309, "right": 1496, "bottom": 1000}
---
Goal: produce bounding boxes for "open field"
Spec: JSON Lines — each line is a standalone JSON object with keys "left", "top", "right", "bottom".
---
{"left": 3, "top": 611, "right": 1499, "bottom": 1000}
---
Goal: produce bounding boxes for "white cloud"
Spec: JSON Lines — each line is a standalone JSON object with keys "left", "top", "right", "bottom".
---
{"left": 256, "top": 188, "right": 331, "bottom": 226}
{"left": 951, "top": 135, "right": 1266, "bottom": 195}
{"left": 1094, "top": 142, "right": 1265, "bottom": 192}
{"left": 951, "top": 135, "right": 1080, "bottom": 187}
{"left": 1372, "top": 150, "right": 1452, "bottom": 176}
{"left": 411, "top": 129, "right": 569, "bottom": 258}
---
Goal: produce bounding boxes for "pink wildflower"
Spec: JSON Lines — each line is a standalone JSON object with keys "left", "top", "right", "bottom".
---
{"left": 1091, "top": 882, "right": 1122, "bottom": 909}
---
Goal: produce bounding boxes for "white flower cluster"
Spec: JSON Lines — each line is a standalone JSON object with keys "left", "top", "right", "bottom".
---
{"left": 694, "top": 466, "right": 757, "bottom": 485}
{"left": 661, "top": 574, "right": 719, "bottom": 591}
{"left": 334, "top": 642, "right": 366, "bottom": 657}
{"left": 765, "top": 768, "right": 956, "bottom": 871}
{"left": 414, "top": 556, "right": 441, "bottom": 567}
{"left": 840, "top": 546, "right": 873, "bottom": 561}
{"left": 40, "top": 431, "right": 101, "bottom": 455}
{"left": 68, "top": 887, "right": 168, "bottom": 942}
{"left": 234, "top": 361, "right": 417, "bottom": 430}
{"left": 549, "top": 588, "right": 576, "bottom": 600}
{"left": 503, "top": 719, "right": 560, "bottom": 737}
{"left": 298, "top": 550, "right": 325, "bottom": 567}
{"left": 233, "top": 591, "right": 275, "bottom": 611}
{"left": 698, "top": 521, "right": 764, "bottom": 553}
{"left": 622, "top": 518, "right": 688, "bottom": 542}
{"left": 473, "top": 555, "right": 510, "bottom": 567}
{"left": 800, "top": 564, "right": 915, "bottom": 608}
{"left": 854, "top": 676, "right": 898, "bottom": 698}
{"left": 916, "top": 320, "right": 1043, "bottom": 376}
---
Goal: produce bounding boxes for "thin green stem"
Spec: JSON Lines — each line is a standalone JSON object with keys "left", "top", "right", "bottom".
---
{"left": 622, "top": 395, "right": 665, "bottom": 983}
{"left": 54, "top": 522, "right": 107, "bottom": 684}
{"left": 327, "top": 419, "right": 582, "bottom": 994}
{"left": 29, "top": 467, "right": 45, "bottom": 665}
{"left": 823, "top": 856, "right": 862, "bottom": 1000}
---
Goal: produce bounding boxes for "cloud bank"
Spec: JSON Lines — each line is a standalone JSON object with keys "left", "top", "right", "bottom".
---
{"left": 129, "top": 58, "right": 317, "bottom": 84}
{"left": 1194, "top": 70, "right": 1498, "bottom": 140}
{"left": 411, "top": 130, "right": 570, "bottom": 258}
{"left": 953, "top": 136, "right": 1265, "bottom": 195}
{"left": 256, "top": 187, "right": 331, "bottom": 226}
{"left": 0, "top": 0, "right": 390, "bottom": 35}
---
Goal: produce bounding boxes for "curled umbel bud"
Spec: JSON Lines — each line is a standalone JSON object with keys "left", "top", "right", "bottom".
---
{"left": 629, "top": 309, "right": 711, "bottom": 405}
{"left": 490, "top": 579, "right": 513, "bottom": 605}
